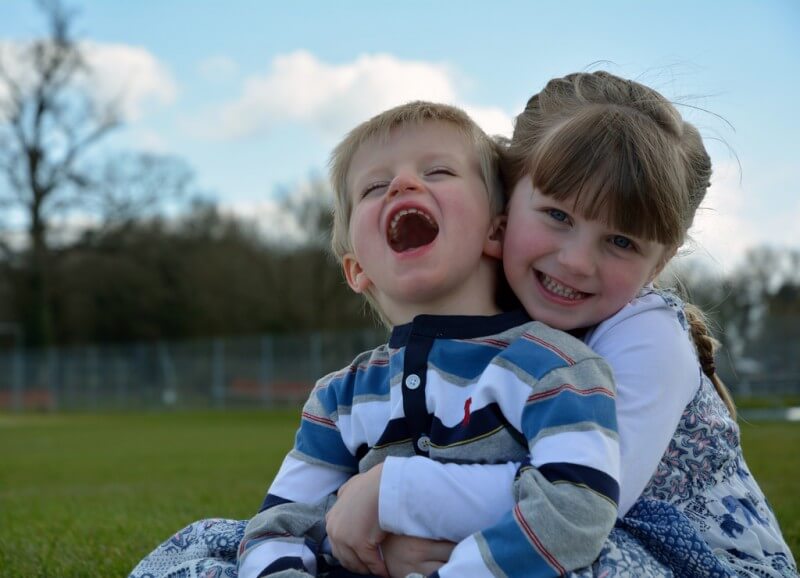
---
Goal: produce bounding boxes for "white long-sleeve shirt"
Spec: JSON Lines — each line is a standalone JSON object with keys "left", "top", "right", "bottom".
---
{"left": 379, "top": 290, "right": 700, "bottom": 541}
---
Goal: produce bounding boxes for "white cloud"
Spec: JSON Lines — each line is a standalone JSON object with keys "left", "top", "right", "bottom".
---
{"left": 685, "top": 160, "right": 800, "bottom": 273}
{"left": 81, "top": 41, "right": 177, "bottom": 121}
{"left": 202, "top": 51, "right": 513, "bottom": 141}
{"left": 0, "top": 39, "right": 176, "bottom": 124}
{"left": 463, "top": 105, "right": 514, "bottom": 138}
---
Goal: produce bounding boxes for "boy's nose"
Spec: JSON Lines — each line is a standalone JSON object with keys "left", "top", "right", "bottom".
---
{"left": 387, "top": 173, "right": 423, "bottom": 198}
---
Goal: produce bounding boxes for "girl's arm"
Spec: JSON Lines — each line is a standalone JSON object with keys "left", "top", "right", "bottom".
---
{"left": 373, "top": 295, "right": 698, "bottom": 540}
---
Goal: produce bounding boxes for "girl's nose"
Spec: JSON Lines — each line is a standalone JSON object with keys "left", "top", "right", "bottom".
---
{"left": 388, "top": 172, "right": 422, "bottom": 198}
{"left": 557, "top": 239, "right": 596, "bottom": 276}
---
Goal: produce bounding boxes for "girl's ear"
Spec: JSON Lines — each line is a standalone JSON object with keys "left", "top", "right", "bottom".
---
{"left": 483, "top": 214, "right": 506, "bottom": 260}
{"left": 342, "top": 253, "right": 372, "bottom": 294}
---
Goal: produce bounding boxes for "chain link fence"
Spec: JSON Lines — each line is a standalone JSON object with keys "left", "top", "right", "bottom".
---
{"left": 0, "top": 329, "right": 386, "bottom": 412}
{"left": 1, "top": 329, "right": 798, "bottom": 413}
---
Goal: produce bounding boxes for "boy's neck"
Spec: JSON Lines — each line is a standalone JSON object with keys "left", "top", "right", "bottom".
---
{"left": 382, "top": 263, "right": 502, "bottom": 326}
{"left": 387, "top": 299, "right": 502, "bottom": 326}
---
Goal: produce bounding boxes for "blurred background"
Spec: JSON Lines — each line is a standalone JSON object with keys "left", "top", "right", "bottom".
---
{"left": 0, "top": 0, "right": 798, "bottom": 412}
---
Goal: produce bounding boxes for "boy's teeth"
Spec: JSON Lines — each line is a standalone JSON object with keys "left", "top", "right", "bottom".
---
{"left": 540, "top": 273, "right": 586, "bottom": 300}
{"left": 389, "top": 208, "right": 435, "bottom": 238}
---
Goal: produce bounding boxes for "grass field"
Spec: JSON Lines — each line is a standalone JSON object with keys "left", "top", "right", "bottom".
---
{"left": 1, "top": 411, "right": 798, "bottom": 577}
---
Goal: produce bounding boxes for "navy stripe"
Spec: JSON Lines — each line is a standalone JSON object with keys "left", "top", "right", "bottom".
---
{"left": 389, "top": 310, "right": 531, "bottom": 347}
{"left": 259, "top": 493, "right": 292, "bottom": 513}
{"left": 402, "top": 330, "right": 435, "bottom": 455}
{"left": 258, "top": 556, "right": 307, "bottom": 576}
{"left": 430, "top": 403, "right": 527, "bottom": 450}
{"left": 539, "top": 462, "right": 619, "bottom": 504}
{"left": 373, "top": 416, "right": 413, "bottom": 448}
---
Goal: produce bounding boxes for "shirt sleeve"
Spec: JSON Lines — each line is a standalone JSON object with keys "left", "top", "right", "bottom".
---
{"left": 584, "top": 294, "right": 700, "bottom": 515}
{"left": 379, "top": 457, "right": 519, "bottom": 539}
{"left": 433, "top": 353, "right": 620, "bottom": 577}
{"left": 238, "top": 373, "right": 357, "bottom": 578}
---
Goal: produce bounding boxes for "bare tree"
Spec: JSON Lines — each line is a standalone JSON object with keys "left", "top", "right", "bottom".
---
{"left": 0, "top": 0, "right": 122, "bottom": 344}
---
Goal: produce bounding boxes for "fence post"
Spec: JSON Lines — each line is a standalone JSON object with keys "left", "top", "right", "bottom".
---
{"left": 212, "top": 338, "right": 225, "bottom": 408}
{"left": 158, "top": 341, "right": 178, "bottom": 407}
{"left": 12, "top": 343, "right": 24, "bottom": 413}
{"left": 309, "top": 333, "right": 322, "bottom": 386}
{"left": 260, "top": 335, "right": 273, "bottom": 405}
{"left": 47, "top": 347, "right": 59, "bottom": 412}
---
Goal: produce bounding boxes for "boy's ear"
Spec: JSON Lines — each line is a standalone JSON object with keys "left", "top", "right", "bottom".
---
{"left": 483, "top": 214, "right": 506, "bottom": 260}
{"left": 342, "top": 253, "right": 372, "bottom": 294}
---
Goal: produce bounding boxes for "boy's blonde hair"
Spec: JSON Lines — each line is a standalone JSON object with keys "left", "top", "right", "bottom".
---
{"left": 329, "top": 101, "right": 505, "bottom": 263}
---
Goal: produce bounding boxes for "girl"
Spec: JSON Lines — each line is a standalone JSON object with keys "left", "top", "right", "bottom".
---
{"left": 327, "top": 71, "right": 796, "bottom": 577}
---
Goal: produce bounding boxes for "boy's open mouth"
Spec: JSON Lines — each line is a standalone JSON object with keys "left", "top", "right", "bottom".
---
{"left": 387, "top": 208, "right": 439, "bottom": 252}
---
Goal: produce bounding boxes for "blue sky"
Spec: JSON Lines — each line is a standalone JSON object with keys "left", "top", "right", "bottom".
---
{"left": 2, "top": 0, "right": 799, "bottom": 274}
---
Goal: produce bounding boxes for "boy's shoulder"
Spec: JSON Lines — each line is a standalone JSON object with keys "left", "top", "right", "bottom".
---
{"left": 503, "top": 319, "right": 605, "bottom": 367}
{"left": 315, "top": 341, "right": 394, "bottom": 390}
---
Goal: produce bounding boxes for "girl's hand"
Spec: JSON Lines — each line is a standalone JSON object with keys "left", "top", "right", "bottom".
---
{"left": 381, "top": 534, "right": 455, "bottom": 578}
{"left": 326, "top": 464, "right": 388, "bottom": 577}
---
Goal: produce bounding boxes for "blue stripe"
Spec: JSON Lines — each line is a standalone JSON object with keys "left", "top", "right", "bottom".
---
{"left": 259, "top": 493, "right": 292, "bottom": 513}
{"left": 428, "top": 339, "right": 513, "bottom": 381}
{"left": 539, "top": 462, "right": 620, "bottom": 504}
{"left": 315, "top": 362, "right": 393, "bottom": 416}
{"left": 295, "top": 419, "right": 357, "bottom": 471}
{"left": 501, "top": 337, "right": 572, "bottom": 380}
{"left": 481, "top": 510, "right": 558, "bottom": 577}
{"left": 521, "top": 389, "right": 616, "bottom": 441}
{"left": 258, "top": 557, "right": 307, "bottom": 576}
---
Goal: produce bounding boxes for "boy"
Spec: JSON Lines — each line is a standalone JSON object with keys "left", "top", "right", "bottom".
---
{"left": 238, "top": 102, "right": 620, "bottom": 578}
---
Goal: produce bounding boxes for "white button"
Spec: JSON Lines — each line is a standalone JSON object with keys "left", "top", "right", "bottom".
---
{"left": 405, "top": 374, "right": 421, "bottom": 389}
{"left": 417, "top": 436, "right": 431, "bottom": 452}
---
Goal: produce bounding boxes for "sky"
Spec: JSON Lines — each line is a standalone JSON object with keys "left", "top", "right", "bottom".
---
{"left": 1, "top": 0, "right": 799, "bottom": 276}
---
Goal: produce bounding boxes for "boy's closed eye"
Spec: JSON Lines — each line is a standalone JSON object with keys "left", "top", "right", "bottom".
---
{"left": 362, "top": 182, "right": 389, "bottom": 198}
{"left": 425, "top": 166, "right": 457, "bottom": 178}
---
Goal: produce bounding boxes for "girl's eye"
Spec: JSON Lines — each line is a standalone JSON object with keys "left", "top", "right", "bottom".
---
{"left": 546, "top": 208, "right": 570, "bottom": 223}
{"left": 610, "top": 235, "right": 634, "bottom": 250}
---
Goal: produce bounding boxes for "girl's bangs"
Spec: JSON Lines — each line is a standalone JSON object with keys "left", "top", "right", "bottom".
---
{"left": 528, "top": 109, "right": 685, "bottom": 246}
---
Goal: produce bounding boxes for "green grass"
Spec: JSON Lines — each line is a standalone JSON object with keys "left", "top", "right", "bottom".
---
{"left": 1, "top": 412, "right": 797, "bottom": 577}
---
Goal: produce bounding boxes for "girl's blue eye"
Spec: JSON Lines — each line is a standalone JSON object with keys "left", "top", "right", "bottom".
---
{"left": 611, "top": 235, "right": 633, "bottom": 249}
{"left": 547, "top": 209, "right": 569, "bottom": 222}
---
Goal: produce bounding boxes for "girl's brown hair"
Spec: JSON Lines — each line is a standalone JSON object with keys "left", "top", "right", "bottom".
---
{"left": 507, "top": 71, "right": 735, "bottom": 417}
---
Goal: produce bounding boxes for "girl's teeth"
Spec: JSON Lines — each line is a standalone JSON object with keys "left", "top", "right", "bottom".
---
{"left": 540, "top": 273, "right": 586, "bottom": 300}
